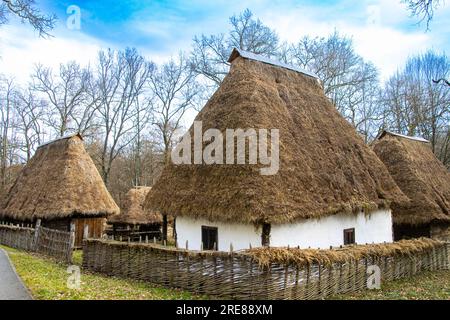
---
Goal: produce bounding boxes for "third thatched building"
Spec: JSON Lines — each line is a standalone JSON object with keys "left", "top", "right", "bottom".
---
{"left": 373, "top": 131, "right": 450, "bottom": 241}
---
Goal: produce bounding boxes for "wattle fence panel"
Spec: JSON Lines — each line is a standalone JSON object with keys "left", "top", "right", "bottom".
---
{"left": 82, "top": 239, "right": 449, "bottom": 300}
{"left": 0, "top": 221, "right": 74, "bottom": 263}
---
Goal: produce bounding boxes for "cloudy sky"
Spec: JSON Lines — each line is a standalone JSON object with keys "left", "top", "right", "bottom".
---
{"left": 0, "top": 0, "right": 449, "bottom": 85}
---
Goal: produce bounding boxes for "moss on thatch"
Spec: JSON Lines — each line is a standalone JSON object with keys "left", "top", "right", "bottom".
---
{"left": 245, "top": 238, "right": 443, "bottom": 267}
{"left": 146, "top": 51, "right": 406, "bottom": 225}
{"left": 373, "top": 131, "right": 450, "bottom": 226}
{"left": 109, "top": 186, "right": 162, "bottom": 226}
{"left": 0, "top": 134, "right": 119, "bottom": 221}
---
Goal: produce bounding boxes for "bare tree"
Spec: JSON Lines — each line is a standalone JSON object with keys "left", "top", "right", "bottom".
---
{"left": 191, "top": 8, "right": 279, "bottom": 86}
{"left": 433, "top": 78, "right": 450, "bottom": 86}
{"left": 149, "top": 53, "right": 203, "bottom": 164}
{"left": 289, "top": 31, "right": 379, "bottom": 141}
{"left": 95, "top": 48, "right": 151, "bottom": 185}
{"left": 401, "top": 0, "right": 442, "bottom": 30}
{"left": 382, "top": 50, "right": 450, "bottom": 166}
{"left": 130, "top": 94, "right": 154, "bottom": 186}
{"left": 14, "top": 87, "right": 45, "bottom": 161}
{"left": 0, "top": 0, "right": 56, "bottom": 37}
{"left": 0, "top": 76, "right": 14, "bottom": 187}
{"left": 31, "top": 62, "right": 98, "bottom": 137}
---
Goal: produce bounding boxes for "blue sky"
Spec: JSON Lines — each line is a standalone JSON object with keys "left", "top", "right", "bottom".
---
{"left": 0, "top": 0, "right": 449, "bottom": 84}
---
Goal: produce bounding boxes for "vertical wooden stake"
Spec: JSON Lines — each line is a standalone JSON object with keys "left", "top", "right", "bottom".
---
{"left": 67, "top": 222, "right": 76, "bottom": 263}
{"left": 33, "top": 219, "right": 42, "bottom": 251}
{"left": 83, "top": 224, "right": 89, "bottom": 240}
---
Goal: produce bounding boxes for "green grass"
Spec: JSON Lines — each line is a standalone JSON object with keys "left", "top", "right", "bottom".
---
{"left": 332, "top": 270, "right": 450, "bottom": 300}
{"left": 1, "top": 246, "right": 202, "bottom": 300}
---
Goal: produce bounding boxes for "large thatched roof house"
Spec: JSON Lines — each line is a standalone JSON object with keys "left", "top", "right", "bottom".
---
{"left": 373, "top": 131, "right": 450, "bottom": 241}
{"left": 145, "top": 48, "right": 406, "bottom": 251}
{"left": 0, "top": 133, "right": 119, "bottom": 247}
{"left": 108, "top": 186, "right": 162, "bottom": 239}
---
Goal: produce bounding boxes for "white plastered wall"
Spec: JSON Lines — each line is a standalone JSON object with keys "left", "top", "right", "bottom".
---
{"left": 175, "top": 209, "right": 393, "bottom": 251}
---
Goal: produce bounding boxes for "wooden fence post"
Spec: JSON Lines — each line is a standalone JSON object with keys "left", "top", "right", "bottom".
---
{"left": 83, "top": 224, "right": 89, "bottom": 240}
{"left": 67, "top": 222, "right": 76, "bottom": 263}
{"left": 33, "top": 219, "right": 41, "bottom": 251}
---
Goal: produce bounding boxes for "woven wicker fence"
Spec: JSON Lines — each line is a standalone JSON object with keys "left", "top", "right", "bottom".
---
{"left": 0, "top": 221, "right": 74, "bottom": 263}
{"left": 82, "top": 239, "right": 449, "bottom": 300}
{"left": 0, "top": 224, "right": 35, "bottom": 251}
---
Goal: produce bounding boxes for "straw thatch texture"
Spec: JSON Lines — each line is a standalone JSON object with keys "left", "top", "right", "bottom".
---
{"left": 109, "top": 187, "right": 162, "bottom": 225}
{"left": 373, "top": 132, "right": 450, "bottom": 225}
{"left": 0, "top": 134, "right": 119, "bottom": 221}
{"left": 146, "top": 55, "right": 406, "bottom": 224}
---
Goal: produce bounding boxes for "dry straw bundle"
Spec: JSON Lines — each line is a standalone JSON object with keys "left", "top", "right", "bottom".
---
{"left": 245, "top": 238, "right": 444, "bottom": 267}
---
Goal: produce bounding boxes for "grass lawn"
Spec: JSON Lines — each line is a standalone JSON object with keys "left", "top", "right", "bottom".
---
{"left": 332, "top": 269, "right": 450, "bottom": 300}
{"left": 1, "top": 245, "right": 202, "bottom": 300}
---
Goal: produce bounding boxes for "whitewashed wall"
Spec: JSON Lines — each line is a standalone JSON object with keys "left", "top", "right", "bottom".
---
{"left": 176, "top": 209, "right": 393, "bottom": 251}
{"left": 270, "top": 209, "right": 393, "bottom": 248}
{"left": 176, "top": 217, "right": 262, "bottom": 251}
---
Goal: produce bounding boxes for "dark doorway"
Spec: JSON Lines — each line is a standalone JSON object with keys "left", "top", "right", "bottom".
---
{"left": 393, "top": 224, "right": 430, "bottom": 241}
{"left": 343, "top": 228, "right": 355, "bottom": 245}
{"left": 201, "top": 226, "right": 218, "bottom": 250}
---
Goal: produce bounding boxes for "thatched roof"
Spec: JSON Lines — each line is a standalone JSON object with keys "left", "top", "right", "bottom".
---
{"left": 373, "top": 131, "right": 450, "bottom": 225}
{"left": 109, "top": 186, "right": 162, "bottom": 226}
{"left": 0, "top": 133, "right": 119, "bottom": 221}
{"left": 145, "top": 50, "right": 406, "bottom": 225}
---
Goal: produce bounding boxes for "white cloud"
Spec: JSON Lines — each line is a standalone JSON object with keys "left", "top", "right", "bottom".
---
{"left": 0, "top": 23, "right": 106, "bottom": 84}
{"left": 256, "top": 0, "right": 446, "bottom": 81}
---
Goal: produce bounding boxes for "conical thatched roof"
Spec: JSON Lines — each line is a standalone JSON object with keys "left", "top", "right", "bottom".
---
{"left": 109, "top": 186, "right": 162, "bottom": 225}
{"left": 145, "top": 50, "right": 406, "bottom": 225}
{"left": 0, "top": 134, "right": 119, "bottom": 221}
{"left": 373, "top": 131, "right": 450, "bottom": 225}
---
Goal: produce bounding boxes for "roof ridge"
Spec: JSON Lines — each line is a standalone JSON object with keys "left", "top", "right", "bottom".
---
{"left": 228, "top": 48, "right": 319, "bottom": 79}
{"left": 37, "top": 133, "right": 83, "bottom": 149}
{"left": 378, "top": 130, "right": 429, "bottom": 143}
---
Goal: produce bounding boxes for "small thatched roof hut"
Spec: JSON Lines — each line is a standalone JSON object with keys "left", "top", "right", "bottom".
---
{"left": 109, "top": 186, "right": 162, "bottom": 226}
{"left": 372, "top": 131, "right": 450, "bottom": 240}
{"left": 144, "top": 49, "right": 407, "bottom": 250}
{"left": 0, "top": 133, "right": 119, "bottom": 246}
{"left": 0, "top": 133, "right": 119, "bottom": 221}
